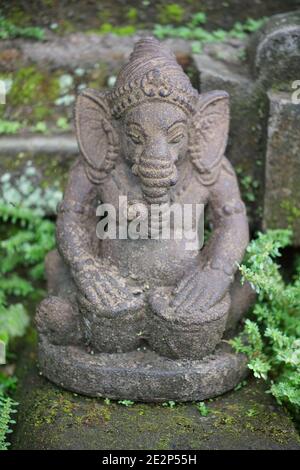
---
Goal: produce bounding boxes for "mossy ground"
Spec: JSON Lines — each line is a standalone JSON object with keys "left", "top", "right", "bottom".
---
{"left": 11, "top": 341, "right": 300, "bottom": 450}
{"left": 1, "top": 1, "right": 297, "bottom": 35}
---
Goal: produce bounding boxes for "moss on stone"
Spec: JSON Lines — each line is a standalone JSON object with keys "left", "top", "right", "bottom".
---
{"left": 0, "top": 152, "right": 74, "bottom": 192}
{"left": 157, "top": 4, "right": 185, "bottom": 25}
{"left": 1, "top": 66, "right": 60, "bottom": 123}
{"left": 280, "top": 200, "right": 300, "bottom": 226}
{"left": 11, "top": 345, "right": 300, "bottom": 450}
{"left": 10, "top": 328, "right": 300, "bottom": 450}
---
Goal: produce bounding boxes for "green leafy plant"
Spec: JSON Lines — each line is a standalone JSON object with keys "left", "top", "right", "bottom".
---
{"left": 197, "top": 401, "right": 211, "bottom": 416}
{"left": 238, "top": 173, "right": 260, "bottom": 203}
{"left": 96, "top": 23, "right": 136, "bottom": 36}
{"left": 0, "top": 202, "right": 55, "bottom": 286}
{"left": 56, "top": 117, "right": 70, "bottom": 131}
{"left": 126, "top": 7, "right": 138, "bottom": 23}
{"left": 157, "top": 4, "right": 185, "bottom": 25}
{"left": 33, "top": 121, "right": 48, "bottom": 134}
{"left": 246, "top": 407, "right": 259, "bottom": 417}
{"left": 162, "top": 400, "right": 176, "bottom": 409}
{"left": 0, "top": 395, "right": 18, "bottom": 450}
{"left": 189, "top": 12, "right": 207, "bottom": 27}
{"left": 118, "top": 400, "right": 135, "bottom": 407}
{"left": 230, "top": 229, "right": 300, "bottom": 416}
{"left": 0, "top": 201, "right": 56, "bottom": 449}
{"left": 153, "top": 14, "right": 266, "bottom": 48}
{"left": 0, "top": 120, "right": 23, "bottom": 135}
{"left": 0, "top": 14, "right": 44, "bottom": 40}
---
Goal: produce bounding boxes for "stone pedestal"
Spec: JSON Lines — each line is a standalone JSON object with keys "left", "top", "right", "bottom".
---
{"left": 12, "top": 344, "right": 300, "bottom": 450}
{"left": 38, "top": 339, "right": 247, "bottom": 402}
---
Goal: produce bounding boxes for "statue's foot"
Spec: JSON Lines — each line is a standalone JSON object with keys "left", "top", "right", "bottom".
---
{"left": 147, "top": 287, "right": 230, "bottom": 360}
{"left": 36, "top": 296, "right": 83, "bottom": 346}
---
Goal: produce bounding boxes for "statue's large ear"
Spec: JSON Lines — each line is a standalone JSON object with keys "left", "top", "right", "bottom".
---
{"left": 75, "top": 88, "right": 119, "bottom": 184}
{"left": 189, "top": 90, "right": 229, "bottom": 185}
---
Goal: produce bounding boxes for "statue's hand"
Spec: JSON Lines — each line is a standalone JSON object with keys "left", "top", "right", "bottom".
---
{"left": 73, "top": 260, "right": 145, "bottom": 316}
{"left": 170, "top": 266, "right": 232, "bottom": 313}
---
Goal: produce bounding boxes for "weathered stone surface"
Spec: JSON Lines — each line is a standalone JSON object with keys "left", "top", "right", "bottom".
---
{"left": 37, "top": 339, "right": 248, "bottom": 402}
{"left": 12, "top": 345, "right": 300, "bottom": 450}
{"left": 36, "top": 38, "right": 251, "bottom": 400}
{"left": 263, "top": 90, "right": 300, "bottom": 244}
{"left": 0, "top": 34, "right": 194, "bottom": 71}
{"left": 247, "top": 11, "right": 300, "bottom": 88}
{"left": 0, "top": 135, "right": 78, "bottom": 155}
{"left": 193, "top": 50, "right": 267, "bottom": 229}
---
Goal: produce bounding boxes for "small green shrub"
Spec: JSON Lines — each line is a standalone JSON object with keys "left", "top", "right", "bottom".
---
{"left": 118, "top": 400, "right": 135, "bottom": 407}
{"left": 96, "top": 23, "right": 136, "bottom": 36}
{"left": 153, "top": 15, "right": 266, "bottom": 47}
{"left": 0, "top": 14, "right": 44, "bottom": 40}
{"left": 197, "top": 401, "right": 211, "bottom": 416}
{"left": 0, "top": 120, "right": 23, "bottom": 135}
{"left": 0, "top": 201, "right": 56, "bottom": 449}
{"left": 236, "top": 170, "right": 260, "bottom": 203}
{"left": 230, "top": 229, "right": 300, "bottom": 416}
{"left": 0, "top": 395, "right": 18, "bottom": 450}
{"left": 126, "top": 7, "right": 138, "bottom": 23}
{"left": 162, "top": 400, "right": 176, "bottom": 408}
{"left": 157, "top": 4, "right": 185, "bottom": 25}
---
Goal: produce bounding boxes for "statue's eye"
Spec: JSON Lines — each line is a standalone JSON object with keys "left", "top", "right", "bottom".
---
{"left": 167, "top": 122, "right": 186, "bottom": 144}
{"left": 128, "top": 133, "right": 143, "bottom": 145}
{"left": 168, "top": 133, "right": 184, "bottom": 144}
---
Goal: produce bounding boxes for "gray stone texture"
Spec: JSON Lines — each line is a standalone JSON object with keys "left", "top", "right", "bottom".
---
{"left": 263, "top": 91, "right": 300, "bottom": 244}
{"left": 38, "top": 339, "right": 248, "bottom": 402}
{"left": 193, "top": 11, "right": 300, "bottom": 240}
{"left": 12, "top": 344, "right": 300, "bottom": 450}
{"left": 247, "top": 11, "right": 300, "bottom": 89}
{"left": 193, "top": 48, "right": 267, "bottom": 229}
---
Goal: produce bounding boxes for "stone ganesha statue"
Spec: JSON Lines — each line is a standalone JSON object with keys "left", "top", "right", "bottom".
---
{"left": 36, "top": 38, "right": 253, "bottom": 401}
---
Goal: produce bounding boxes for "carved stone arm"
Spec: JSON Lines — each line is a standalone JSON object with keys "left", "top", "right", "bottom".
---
{"left": 201, "top": 158, "right": 249, "bottom": 279}
{"left": 56, "top": 159, "right": 99, "bottom": 273}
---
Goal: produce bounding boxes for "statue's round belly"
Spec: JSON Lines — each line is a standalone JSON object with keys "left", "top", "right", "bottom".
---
{"left": 101, "top": 238, "right": 200, "bottom": 287}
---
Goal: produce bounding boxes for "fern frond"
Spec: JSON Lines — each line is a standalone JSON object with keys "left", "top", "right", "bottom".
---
{"left": 231, "top": 229, "right": 300, "bottom": 414}
{"left": 0, "top": 303, "right": 29, "bottom": 343}
{"left": 0, "top": 394, "right": 18, "bottom": 450}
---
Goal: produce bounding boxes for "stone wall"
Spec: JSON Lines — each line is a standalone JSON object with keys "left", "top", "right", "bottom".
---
{"left": 194, "top": 11, "right": 300, "bottom": 243}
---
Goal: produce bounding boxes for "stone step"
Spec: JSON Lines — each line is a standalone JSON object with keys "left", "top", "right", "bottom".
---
{"left": 0, "top": 34, "right": 192, "bottom": 71}
{"left": 0, "top": 134, "right": 78, "bottom": 155}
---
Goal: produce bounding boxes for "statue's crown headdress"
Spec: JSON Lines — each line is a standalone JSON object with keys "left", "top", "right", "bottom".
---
{"left": 109, "top": 37, "right": 198, "bottom": 118}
